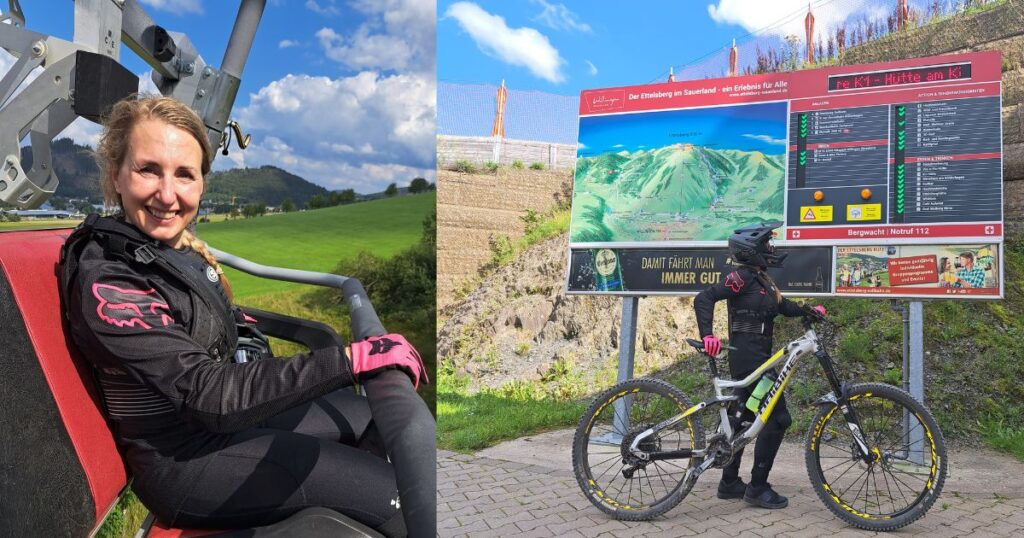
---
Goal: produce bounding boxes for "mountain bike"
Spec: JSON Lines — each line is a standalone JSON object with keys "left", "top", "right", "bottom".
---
{"left": 572, "top": 306, "right": 946, "bottom": 531}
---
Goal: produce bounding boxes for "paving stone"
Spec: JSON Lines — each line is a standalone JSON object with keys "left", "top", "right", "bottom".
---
{"left": 437, "top": 433, "right": 1024, "bottom": 538}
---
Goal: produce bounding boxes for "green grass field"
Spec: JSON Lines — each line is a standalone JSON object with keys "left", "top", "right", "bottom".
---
{"left": 0, "top": 218, "right": 80, "bottom": 230}
{"left": 198, "top": 194, "right": 434, "bottom": 299}
{"left": 21, "top": 193, "right": 437, "bottom": 538}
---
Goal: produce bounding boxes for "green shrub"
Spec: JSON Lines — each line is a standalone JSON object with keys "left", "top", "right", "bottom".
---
{"left": 484, "top": 161, "right": 499, "bottom": 172}
{"left": 453, "top": 160, "right": 477, "bottom": 173}
{"left": 520, "top": 209, "right": 541, "bottom": 235}
{"left": 511, "top": 160, "right": 524, "bottom": 169}
{"left": 529, "top": 162, "right": 546, "bottom": 170}
{"left": 487, "top": 235, "right": 514, "bottom": 268}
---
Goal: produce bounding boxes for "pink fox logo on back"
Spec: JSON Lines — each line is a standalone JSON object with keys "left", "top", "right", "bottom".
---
{"left": 92, "top": 283, "right": 173, "bottom": 330}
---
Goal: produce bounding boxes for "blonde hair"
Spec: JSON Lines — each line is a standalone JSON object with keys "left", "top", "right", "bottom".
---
{"left": 758, "top": 268, "right": 783, "bottom": 303}
{"left": 96, "top": 94, "right": 232, "bottom": 300}
{"left": 740, "top": 264, "right": 783, "bottom": 303}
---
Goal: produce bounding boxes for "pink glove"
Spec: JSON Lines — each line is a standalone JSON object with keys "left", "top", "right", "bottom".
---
{"left": 350, "top": 334, "right": 428, "bottom": 389}
{"left": 702, "top": 335, "right": 721, "bottom": 357}
{"left": 812, "top": 305, "right": 827, "bottom": 316}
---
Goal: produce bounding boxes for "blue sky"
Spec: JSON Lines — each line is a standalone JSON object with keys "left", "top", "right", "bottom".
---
{"left": 578, "top": 101, "right": 789, "bottom": 157}
{"left": 1, "top": 0, "right": 435, "bottom": 193}
{"left": 438, "top": 0, "right": 904, "bottom": 94}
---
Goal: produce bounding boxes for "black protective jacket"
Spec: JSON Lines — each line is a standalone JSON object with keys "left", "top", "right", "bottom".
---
{"left": 693, "top": 266, "right": 805, "bottom": 375}
{"left": 62, "top": 218, "right": 355, "bottom": 508}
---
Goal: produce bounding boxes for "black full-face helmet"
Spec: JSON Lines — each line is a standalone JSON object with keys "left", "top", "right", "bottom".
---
{"left": 728, "top": 221, "right": 787, "bottom": 268}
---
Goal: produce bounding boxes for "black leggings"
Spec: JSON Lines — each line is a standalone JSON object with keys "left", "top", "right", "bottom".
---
{"left": 169, "top": 388, "right": 406, "bottom": 536}
{"left": 722, "top": 368, "right": 793, "bottom": 487}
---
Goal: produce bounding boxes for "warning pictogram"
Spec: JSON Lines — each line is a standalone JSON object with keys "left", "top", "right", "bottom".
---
{"left": 800, "top": 206, "right": 833, "bottom": 223}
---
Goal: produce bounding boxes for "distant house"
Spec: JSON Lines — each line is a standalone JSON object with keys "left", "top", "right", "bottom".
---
{"left": 12, "top": 209, "right": 75, "bottom": 219}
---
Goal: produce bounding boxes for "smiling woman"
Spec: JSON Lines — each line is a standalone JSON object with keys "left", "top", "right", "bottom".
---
{"left": 111, "top": 119, "right": 204, "bottom": 246}
{"left": 96, "top": 98, "right": 231, "bottom": 294}
{"left": 57, "top": 95, "right": 432, "bottom": 537}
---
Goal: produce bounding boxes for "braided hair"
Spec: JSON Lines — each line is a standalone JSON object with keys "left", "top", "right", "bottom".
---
{"left": 179, "top": 229, "right": 233, "bottom": 300}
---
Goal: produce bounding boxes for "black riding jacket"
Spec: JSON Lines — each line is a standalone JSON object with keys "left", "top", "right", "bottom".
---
{"left": 693, "top": 266, "right": 805, "bottom": 376}
{"left": 63, "top": 220, "right": 355, "bottom": 504}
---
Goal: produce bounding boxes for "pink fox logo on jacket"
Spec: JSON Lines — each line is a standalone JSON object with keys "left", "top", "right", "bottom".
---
{"left": 92, "top": 283, "right": 174, "bottom": 330}
{"left": 725, "top": 271, "right": 745, "bottom": 293}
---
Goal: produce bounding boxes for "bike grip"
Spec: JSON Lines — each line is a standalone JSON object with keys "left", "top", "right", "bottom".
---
{"left": 342, "top": 278, "right": 387, "bottom": 341}
{"left": 686, "top": 339, "right": 737, "bottom": 352}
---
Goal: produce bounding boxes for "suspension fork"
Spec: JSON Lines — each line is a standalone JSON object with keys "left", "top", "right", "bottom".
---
{"left": 816, "top": 350, "right": 875, "bottom": 464}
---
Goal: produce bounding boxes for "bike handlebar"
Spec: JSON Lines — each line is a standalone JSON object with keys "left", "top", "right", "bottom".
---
{"left": 800, "top": 304, "right": 833, "bottom": 328}
{"left": 685, "top": 338, "right": 737, "bottom": 357}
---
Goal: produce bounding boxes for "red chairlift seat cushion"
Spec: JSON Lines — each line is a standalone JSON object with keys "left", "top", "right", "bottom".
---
{"left": 0, "top": 229, "right": 383, "bottom": 538}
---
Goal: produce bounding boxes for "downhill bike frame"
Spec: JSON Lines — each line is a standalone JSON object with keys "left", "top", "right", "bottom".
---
{"left": 624, "top": 317, "right": 877, "bottom": 480}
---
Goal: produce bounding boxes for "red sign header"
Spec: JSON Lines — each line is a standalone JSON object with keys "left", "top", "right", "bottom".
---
{"left": 579, "top": 51, "right": 1001, "bottom": 116}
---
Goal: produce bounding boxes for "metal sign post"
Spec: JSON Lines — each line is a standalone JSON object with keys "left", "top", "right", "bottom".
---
{"left": 590, "top": 296, "right": 640, "bottom": 444}
{"left": 907, "top": 300, "right": 926, "bottom": 464}
{"left": 895, "top": 299, "right": 926, "bottom": 464}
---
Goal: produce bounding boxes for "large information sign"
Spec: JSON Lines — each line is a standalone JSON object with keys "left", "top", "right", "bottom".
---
{"left": 568, "top": 51, "right": 1003, "bottom": 299}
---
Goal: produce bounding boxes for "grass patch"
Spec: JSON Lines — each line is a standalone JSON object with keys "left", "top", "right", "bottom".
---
{"left": 980, "top": 417, "right": 1024, "bottom": 461}
{"left": 198, "top": 193, "right": 434, "bottom": 299}
{"left": 95, "top": 489, "right": 148, "bottom": 538}
{"left": 482, "top": 209, "right": 570, "bottom": 274}
{"left": 453, "top": 160, "right": 477, "bottom": 173}
{"left": 437, "top": 364, "right": 586, "bottom": 452}
{"left": 0, "top": 218, "right": 80, "bottom": 230}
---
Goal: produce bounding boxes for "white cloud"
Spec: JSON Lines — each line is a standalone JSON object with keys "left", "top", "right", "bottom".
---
{"left": 0, "top": 49, "right": 15, "bottom": 80}
{"left": 708, "top": 0, "right": 881, "bottom": 39}
{"left": 612, "top": 143, "right": 624, "bottom": 148}
{"left": 742, "top": 133, "right": 786, "bottom": 145}
{"left": 317, "top": 0, "right": 435, "bottom": 72}
{"left": 57, "top": 118, "right": 103, "bottom": 148}
{"left": 317, "top": 27, "right": 414, "bottom": 72}
{"left": 531, "top": 0, "right": 592, "bottom": 33}
{"left": 445, "top": 2, "right": 565, "bottom": 84}
{"left": 139, "top": 70, "right": 161, "bottom": 95}
{"left": 278, "top": 39, "right": 300, "bottom": 49}
{"left": 320, "top": 141, "right": 375, "bottom": 155}
{"left": 215, "top": 136, "right": 435, "bottom": 192}
{"left": 305, "top": 0, "right": 340, "bottom": 16}
{"left": 138, "top": 0, "right": 203, "bottom": 15}
{"left": 231, "top": 71, "right": 435, "bottom": 192}
{"left": 585, "top": 59, "right": 598, "bottom": 76}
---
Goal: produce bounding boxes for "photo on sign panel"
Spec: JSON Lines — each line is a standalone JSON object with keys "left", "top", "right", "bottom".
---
{"left": 835, "top": 244, "right": 1000, "bottom": 297}
{"left": 570, "top": 101, "right": 788, "bottom": 243}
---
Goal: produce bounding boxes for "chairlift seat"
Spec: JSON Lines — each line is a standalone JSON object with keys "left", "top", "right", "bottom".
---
{"left": 0, "top": 229, "right": 380, "bottom": 538}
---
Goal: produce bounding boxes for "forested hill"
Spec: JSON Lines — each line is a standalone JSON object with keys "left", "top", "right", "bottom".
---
{"left": 21, "top": 138, "right": 101, "bottom": 200}
{"left": 21, "top": 138, "right": 328, "bottom": 207}
{"left": 204, "top": 166, "right": 329, "bottom": 207}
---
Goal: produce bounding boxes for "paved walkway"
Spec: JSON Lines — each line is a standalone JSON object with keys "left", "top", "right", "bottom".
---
{"left": 438, "top": 429, "right": 1024, "bottom": 537}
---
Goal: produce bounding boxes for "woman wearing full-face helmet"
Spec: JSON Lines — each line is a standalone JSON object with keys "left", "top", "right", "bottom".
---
{"left": 693, "top": 222, "right": 824, "bottom": 509}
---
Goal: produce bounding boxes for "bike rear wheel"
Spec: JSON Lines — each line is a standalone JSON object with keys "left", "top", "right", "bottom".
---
{"left": 805, "top": 382, "right": 946, "bottom": 531}
{"left": 572, "top": 378, "right": 704, "bottom": 521}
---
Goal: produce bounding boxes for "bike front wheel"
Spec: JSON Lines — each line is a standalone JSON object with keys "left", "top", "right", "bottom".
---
{"left": 572, "top": 378, "right": 705, "bottom": 521}
{"left": 805, "top": 382, "right": 946, "bottom": 531}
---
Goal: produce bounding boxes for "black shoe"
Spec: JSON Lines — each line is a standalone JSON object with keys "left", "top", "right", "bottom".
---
{"left": 717, "top": 477, "right": 747, "bottom": 500}
{"left": 743, "top": 483, "right": 788, "bottom": 509}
